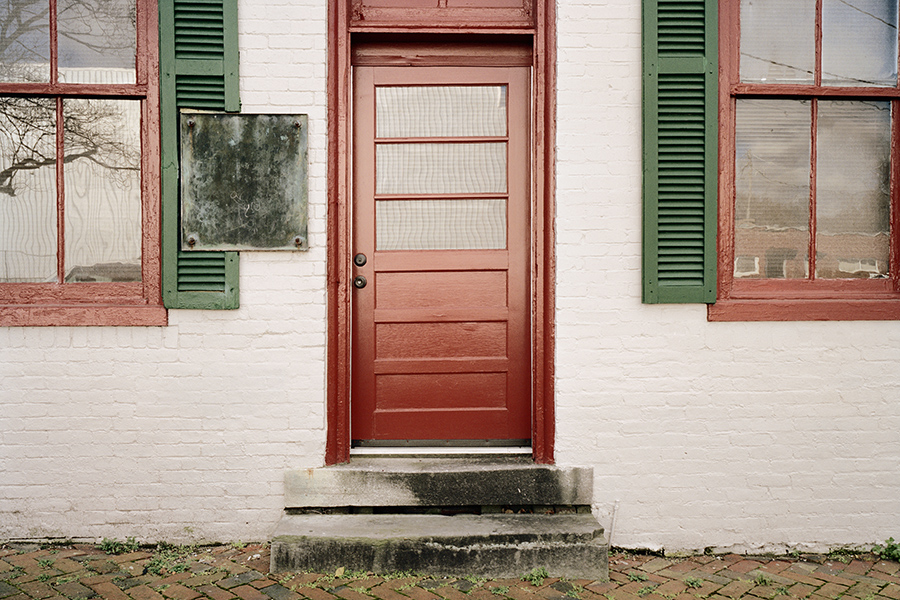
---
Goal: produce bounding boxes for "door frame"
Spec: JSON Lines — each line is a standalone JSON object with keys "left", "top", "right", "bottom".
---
{"left": 325, "top": 0, "right": 557, "bottom": 464}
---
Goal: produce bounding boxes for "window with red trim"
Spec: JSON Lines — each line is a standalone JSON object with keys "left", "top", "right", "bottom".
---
{"left": 711, "top": 0, "right": 900, "bottom": 321}
{"left": 0, "top": 0, "right": 164, "bottom": 326}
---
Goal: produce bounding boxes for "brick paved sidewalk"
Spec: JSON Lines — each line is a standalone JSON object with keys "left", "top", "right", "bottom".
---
{"left": 2, "top": 543, "right": 899, "bottom": 600}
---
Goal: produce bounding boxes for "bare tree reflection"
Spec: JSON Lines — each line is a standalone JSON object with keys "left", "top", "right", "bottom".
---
{"left": 1, "top": 0, "right": 135, "bottom": 75}
{"left": 0, "top": 0, "right": 138, "bottom": 196}
{"left": 0, "top": 97, "right": 139, "bottom": 196}
{"left": 58, "top": 0, "right": 136, "bottom": 73}
{"left": 0, "top": 0, "right": 50, "bottom": 81}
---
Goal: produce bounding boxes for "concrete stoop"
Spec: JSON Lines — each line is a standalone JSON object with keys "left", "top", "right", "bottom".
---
{"left": 271, "top": 457, "right": 608, "bottom": 579}
{"left": 271, "top": 513, "right": 607, "bottom": 579}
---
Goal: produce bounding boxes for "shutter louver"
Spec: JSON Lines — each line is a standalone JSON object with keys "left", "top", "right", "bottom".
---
{"left": 175, "top": 76, "right": 227, "bottom": 109}
{"left": 174, "top": 0, "right": 226, "bottom": 59}
{"left": 642, "top": 0, "right": 717, "bottom": 303}
{"left": 177, "top": 252, "right": 229, "bottom": 290}
{"left": 160, "top": 0, "right": 240, "bottom": 309}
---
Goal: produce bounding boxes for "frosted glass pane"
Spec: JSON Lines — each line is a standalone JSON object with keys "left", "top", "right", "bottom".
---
{"left": 816, "top": 101, "right": 891, "bottom": 279}
{"left": 58, "top": 0, "right": 136, "bottom": 84}
{"left": 376, "top": 86, "right": 507, "bottom": 138}
{"left": 822, "top": 0, "right": 898, "bottom": 87}
{"left": 0, "top": 0, "right": 50, "bottom": 82}
{"left": 64, "top": 99, "right": 141, "bottom": 282}
{"left": 0, "top": 97, "right": 57, "bottom": 282}
{"left": 740, "top": 0, "right": 815, "bottom": 84}
{"left": 376, "top": 143, "right": 506, "bottom": 195}
{"left": 377, "top": 199, "right": 506, "bottom": 250}
{"left": 734, "top": 99, "right": 811, "bottom": 279}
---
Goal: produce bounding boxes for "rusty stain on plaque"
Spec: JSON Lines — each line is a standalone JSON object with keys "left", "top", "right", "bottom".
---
{"left": 180, "top": 113, "right": 308, "bottom": 251}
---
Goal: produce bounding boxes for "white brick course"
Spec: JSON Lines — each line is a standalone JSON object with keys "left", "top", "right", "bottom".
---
{"left": 553, "top": 0, "right": 900, "bottom": 553}
{"left": 2, "top": 0, "right": 899, "bottom": 554}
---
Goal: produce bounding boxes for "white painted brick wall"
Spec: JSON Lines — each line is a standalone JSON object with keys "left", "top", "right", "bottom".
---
{"left": 2, "top": 0, "right": 899, "bottom": 553}
{"left": 554, "top": 0, "right": 900, "bottom": 553}
{"left": 0, "top": 0, "right": 329, "bottom": 545}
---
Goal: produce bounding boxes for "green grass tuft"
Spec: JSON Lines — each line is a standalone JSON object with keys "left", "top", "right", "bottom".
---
{"left": 521, "top": 567, "right": 550, "bottom": 586}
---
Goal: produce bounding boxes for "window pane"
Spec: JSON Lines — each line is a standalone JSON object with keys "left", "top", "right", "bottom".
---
{"left": 816, "top": 101, "right": 891, "bottom": 279}
{"left": 740, "top": 0, "right": 815, "bottom": 84}
{"left": 376, "top": 86, "right": 507, "bottom": 138}
{"left": 63, "top": 98, "right": 141, "bottom": 282}
{"left": 822, "top": 0, "right": 898, "bottom": 87}
{"left": 734, "top": 99, "right": 811, "bottom": 279}
{"left": 0, "top": 97, "right": 57, "bottom": 282}
{"left": 376, "top": 143, "right": 507, "bottom": 195}
{"left": 376, "top": 199, "right": 506, "bottom": 250}
{"left": 0, "top": 0, "right": 51, "bottom": 82}
{"left": 58, "top": 0, "right": 136, "bottom": 84}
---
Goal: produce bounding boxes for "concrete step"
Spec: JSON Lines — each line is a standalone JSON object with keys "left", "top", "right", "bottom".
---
{"left": 284, "top": 457, "right": 593, "bottom": 508}
{"left": 270, "top": 513, "right": 608, "bottom": 579}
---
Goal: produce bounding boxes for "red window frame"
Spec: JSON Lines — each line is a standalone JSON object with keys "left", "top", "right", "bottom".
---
{"left": 710, "top": 0, "right": 900, "bottom": 321}
{"left": 0, "top": 0, "right": 165, "bottom": 327}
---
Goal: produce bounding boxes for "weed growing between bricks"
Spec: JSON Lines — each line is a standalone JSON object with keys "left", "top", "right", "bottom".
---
{"left": 1, "top": 542, "right": 899, "bottom": 600}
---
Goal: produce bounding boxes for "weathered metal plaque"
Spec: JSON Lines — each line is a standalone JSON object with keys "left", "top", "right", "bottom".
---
{"left": 180, "top": 113, "right": 309, "bottom": 251}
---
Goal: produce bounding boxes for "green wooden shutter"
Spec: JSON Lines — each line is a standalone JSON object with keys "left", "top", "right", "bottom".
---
{"left": 642, "top": 0, "right": 717, "bottom": 304}
{"left": 160, "top": 0, "right": 240, "bottom": 309}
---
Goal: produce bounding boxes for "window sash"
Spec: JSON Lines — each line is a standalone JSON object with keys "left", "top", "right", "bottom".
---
{"left": 717, "top": 0, "right": 900, "bottom": 303}
{"left": 0, "top": 0, "right": 162, "bottom": 323}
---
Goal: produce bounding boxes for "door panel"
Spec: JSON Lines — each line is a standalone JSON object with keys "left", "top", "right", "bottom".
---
{"left": 376, "top": 271, "right": 506, "bottom": 308}
{"left": 351, "top": 66, "right": 531, "bottom": 443}
{"left": 376, "top": 373, "right": 508, "bottom": 409}
{"left": 377, "top": 322, "right": 508, "bottom": 358}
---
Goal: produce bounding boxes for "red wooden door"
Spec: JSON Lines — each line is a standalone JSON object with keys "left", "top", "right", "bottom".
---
{"left": 351, "top": 66, "right": 531, "bottom": 444}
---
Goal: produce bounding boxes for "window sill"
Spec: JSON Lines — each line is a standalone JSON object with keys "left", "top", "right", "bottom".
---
{"left": 0, "top": 304, "right": 167, "bottom": 327}
{"left": 708, "top": 298, "right": 900, "bottom": 321}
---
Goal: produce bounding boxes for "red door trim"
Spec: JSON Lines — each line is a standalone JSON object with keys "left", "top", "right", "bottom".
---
{"left": 326, "top": 0, "right": 353, "bottom": 465}
{"left": 326, "top": 0, "right": 556, "bottom": 464}
{"left": 532, "top": 0, "right": 556, "bottom": 464}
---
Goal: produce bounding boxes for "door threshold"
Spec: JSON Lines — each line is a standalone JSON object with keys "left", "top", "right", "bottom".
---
{"left": 350, "top": 446, "right": 533, "bottom": 456}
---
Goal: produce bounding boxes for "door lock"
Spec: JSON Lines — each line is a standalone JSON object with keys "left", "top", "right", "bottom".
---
{"left": 354, "top": 275, "right": 367, "bottom": 289}
{"left": 353, "top": 253, "right": 367, "bottom": 267}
